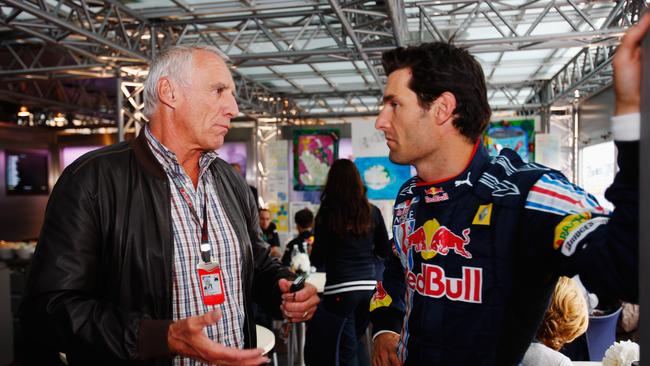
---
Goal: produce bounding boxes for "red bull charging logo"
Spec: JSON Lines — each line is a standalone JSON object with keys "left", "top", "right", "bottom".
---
{"left": 424, "top": 186, "right": 449, "bottom": 203}
{"left": 406, "top": 263, "right": 482, "bottom": 303}
{"left": 404, "top": 221, "right": 472, "bottom": 259}
{"left": 369, "top": 281, "right": 393, "bottom": 311}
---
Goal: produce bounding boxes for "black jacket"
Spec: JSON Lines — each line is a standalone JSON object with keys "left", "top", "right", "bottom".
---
{"left": 20, "top": 133, "right": 294, "bottom": 365}
{"left": 311, "top": 204, "right": 391, "bottom": 291}
{"left": 282, "top": 230, "right": 313, "bottom": 266}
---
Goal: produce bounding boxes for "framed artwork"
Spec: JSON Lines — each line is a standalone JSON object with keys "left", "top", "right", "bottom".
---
{"left": 483, "top": 117, "right": 538, "bottom": 162}
{"left": 293, "top": 129, "right": 339, "bottom": 191}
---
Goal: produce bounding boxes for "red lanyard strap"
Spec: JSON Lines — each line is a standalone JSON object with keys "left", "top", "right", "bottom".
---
{"left": 171, "top": 176, "right": 212, "bottom": 263}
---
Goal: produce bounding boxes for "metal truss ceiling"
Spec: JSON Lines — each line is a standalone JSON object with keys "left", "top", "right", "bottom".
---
{"left": 0, "top": 0, "right": 646, "bottom": 123}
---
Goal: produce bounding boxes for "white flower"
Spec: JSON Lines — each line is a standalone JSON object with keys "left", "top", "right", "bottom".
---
{"left": 602, "top": 340, "right": 639, "bottom": 366}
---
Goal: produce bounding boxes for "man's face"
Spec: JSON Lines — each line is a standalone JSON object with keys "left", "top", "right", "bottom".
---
{"left": 375, "top": 68, "right": 438, "bottom": 166}
{"left": 259, "top": 210, "right": 271, "bottom": 230}
{"left": 174, "top": 50, "right": 239, "bottom": 151}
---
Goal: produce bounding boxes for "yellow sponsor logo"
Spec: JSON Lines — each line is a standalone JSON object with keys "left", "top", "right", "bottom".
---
{"left": 369, "top": 282, "right": 393, "bottom": 311}
{"left": 472, "top": 204, "right": 493, "bottom": 226}
{"left": 421, "top": 219, "right": 441, "bottom": 260}
{"left": 554, "top": 212, "right": 591, "bottom": 249}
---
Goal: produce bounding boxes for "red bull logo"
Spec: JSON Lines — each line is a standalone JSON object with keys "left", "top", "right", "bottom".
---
{"left": 424, "top": 186, "right": 449, "bottom": 203}
{"left": 370, "top": 281, "right": 393, "bottom": 311}
{"left": 431, "top": 227, "right": 472, "bottom": 259}
{"left": 405, "top": 223, "right": 472, "bottom": 259}
{"left": 406, "top": 226, "right": 427, "bottom": 252}
{"left": 406, "top": 263, "right": 482, "bottom": 303}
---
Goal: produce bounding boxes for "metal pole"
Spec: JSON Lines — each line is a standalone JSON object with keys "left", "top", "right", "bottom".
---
{"left": 116, "top": 68, "right": 125, "bottom": 142}
{"left": 639, "top": 8, "right": 649, "bottom": 363}
{"left": 572, "top": 101, "right": 580, "bottom": 184}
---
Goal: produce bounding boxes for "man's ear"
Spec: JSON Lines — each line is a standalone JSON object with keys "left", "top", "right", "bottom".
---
{"left": 158, "top": 77, "right": 176, "bottom": 109}
{"left": 432, "top": 91, "right": 457, "bottom": 126}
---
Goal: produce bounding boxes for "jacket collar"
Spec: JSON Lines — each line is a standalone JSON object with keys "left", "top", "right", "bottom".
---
{"left": 132, "top": 126, "right": 220, "bottom": 181}
{"left": 411, "top": 141, "right": 489, "bottom": 203}
{"left": 131, "top": 127, "right": 167, "bottom": 180}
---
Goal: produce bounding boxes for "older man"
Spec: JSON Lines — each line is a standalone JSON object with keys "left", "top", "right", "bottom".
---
{"left": 20, "top": 45, "right": 319, "bottom": 366}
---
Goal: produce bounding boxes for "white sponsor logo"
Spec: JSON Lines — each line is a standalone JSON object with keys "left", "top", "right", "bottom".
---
{"left": 406, "top": 263, "right": 482, "bottom": 303}
{"left": 454, "top": 172, "right": 473, "bottom": 187}
{"left": 479, "top": 173, "right": 520, "bottom": 197}
{"left": 399, "top": 181, "right": 417, "bottom": 196}
{"left": 561, "top": 217, "right": 610, "bottom": 256}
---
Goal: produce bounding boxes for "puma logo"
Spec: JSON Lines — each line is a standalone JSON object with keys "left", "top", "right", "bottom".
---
{"left": 455, "top": 172, "right": 473, "bottom": 187}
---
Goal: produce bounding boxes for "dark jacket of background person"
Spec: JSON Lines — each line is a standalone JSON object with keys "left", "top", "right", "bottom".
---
{"left": 282, "top": 230, "right": 314, "bottom": 267}
{"left": 311, "top": 205, "right": 390, "bottom": 285}
{"left": 262, "top": 222, "right": 280, "bottom": 247}
{"left": 19, "top": 133, "right": 294, "bottom": 365}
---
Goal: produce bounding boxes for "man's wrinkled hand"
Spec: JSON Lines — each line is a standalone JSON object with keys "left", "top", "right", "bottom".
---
{"left": 269, "top": 246, "right": 282, "bottom": 259}
{"left": 167, "top": 310, "right": 269, "bottom": 365}
{"left": 278, "top": 278, "right": 319, "bottom": 323}
{"left": 613, "top": 12, "right": 650, "bottom": 116}
{"left": 372, "top": 332, "right": 402, "bottom": 366}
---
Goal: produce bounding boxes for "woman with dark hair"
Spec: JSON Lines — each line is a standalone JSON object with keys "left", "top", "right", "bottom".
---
{"left": 310, "top": 159, "right": 391, "bottom": 365}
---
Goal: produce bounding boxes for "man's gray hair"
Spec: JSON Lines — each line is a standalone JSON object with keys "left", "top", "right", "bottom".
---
{"left": 143, "top": 45, "right": 229, "bottom": 118}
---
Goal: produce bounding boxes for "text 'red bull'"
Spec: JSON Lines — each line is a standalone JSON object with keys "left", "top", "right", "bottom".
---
{"left": 406, "top": 263, "right": 482, "bottom": 303}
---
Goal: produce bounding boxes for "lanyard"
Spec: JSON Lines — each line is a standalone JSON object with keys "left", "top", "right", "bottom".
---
{"left": 169, "top": 175, "right": 212, "bottom": 263}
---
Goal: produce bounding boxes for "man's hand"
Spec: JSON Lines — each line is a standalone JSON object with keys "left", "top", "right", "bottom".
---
{"left": 613, "top": 12, "right": 650, "bottom": 116}
{"left": 372, "top": 332, "right": 402, "bottom": 366}
{"left": 167, "top": 310, "right": 269, "bottom": 365}
{"left": 278, "top": 278, "right": 319, "bottom": 323}
{"left": 269, "top": 246, "right": 282, "bottom": 259}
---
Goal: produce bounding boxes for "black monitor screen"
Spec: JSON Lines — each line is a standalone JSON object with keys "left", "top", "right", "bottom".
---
{"left": 5, "top": 150, "right": 49, "bottom": 195}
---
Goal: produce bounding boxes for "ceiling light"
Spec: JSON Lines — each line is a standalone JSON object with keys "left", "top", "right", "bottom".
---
{"left": 17, "top": 106, "right": 30, "bottom": 117}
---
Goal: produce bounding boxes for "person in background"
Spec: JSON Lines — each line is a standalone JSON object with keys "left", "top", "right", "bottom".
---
{"left": 259, "top": 208, "right": 282, "bottom": 258}
{"left": 231, "top": 162, "right": 260, "bottom": 209}
{"left": 282, "top": 208, "right": 315, "bottom": 267}
{"left": 310, "top": 159, "right": 391, "bottom": 366}
{"left": 20, "top": 45, "right": 319, "bottom": 366}
{"left": 521, "top": 276, "right": 589, "bottom": 366}
{"left": 370, "top": 14, "right": 648, "bottom": 366}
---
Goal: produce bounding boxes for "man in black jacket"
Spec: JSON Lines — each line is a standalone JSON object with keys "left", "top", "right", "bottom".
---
{"left": 20, "top": 45, "right": 319, "bottom": 365}
{"left": 282, "top": 208, "right": 315, "bottom": 267}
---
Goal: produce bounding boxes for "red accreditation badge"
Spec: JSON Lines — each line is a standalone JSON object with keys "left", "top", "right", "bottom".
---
{"left": 197, "top": 261, "right": 225, "bottom": 306}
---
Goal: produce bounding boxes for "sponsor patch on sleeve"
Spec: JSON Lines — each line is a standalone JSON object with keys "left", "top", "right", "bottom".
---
{"left": 553, "top": 212, "right": 592, "bottom": 250}
{"left": 369, "top": 281, "right": 393, "bottom": 311}
{"left": 560, "top": 216, "right": 609, "bottom": 256}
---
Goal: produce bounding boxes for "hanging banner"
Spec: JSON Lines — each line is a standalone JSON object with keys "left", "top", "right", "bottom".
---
{"left": 265, "top": 140, "right": 290, "bottom": 203}
{"left": 535, "top": 133, "right": 562, "bottom": 169}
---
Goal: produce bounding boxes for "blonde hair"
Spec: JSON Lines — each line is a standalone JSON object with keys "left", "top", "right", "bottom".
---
{"left": 537, "top": 276, "right": 589, "bottom": 351}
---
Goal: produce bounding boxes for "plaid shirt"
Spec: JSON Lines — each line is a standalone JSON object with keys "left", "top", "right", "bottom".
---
{"left": 144, "top": 127, "right": 244, "bottom": 365}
